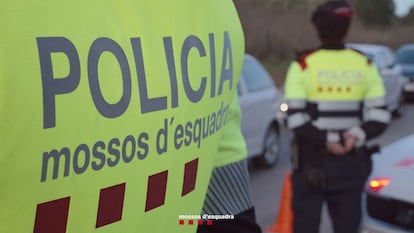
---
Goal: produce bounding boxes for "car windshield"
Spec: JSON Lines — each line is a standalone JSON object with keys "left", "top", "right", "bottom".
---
{"left": 396, "top": 48, "right": 414, "bottom": 64}
{"left": 365, "top": 53, "right": 374, "bottom": 61}
{"left": 242, "top": 59, "right": 274, "bottom": 92}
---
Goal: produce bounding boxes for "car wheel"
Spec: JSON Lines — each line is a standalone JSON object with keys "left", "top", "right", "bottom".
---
{"left": 393, "top": 94, "right": 405, "bottom": 118}
{"left": 403, "top": 90, "right": 414, "bottom": 102}
{"left": 253, "top": 124, "right": 280, "bottom": 168}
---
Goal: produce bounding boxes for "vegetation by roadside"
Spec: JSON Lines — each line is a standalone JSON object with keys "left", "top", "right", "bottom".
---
{"left": 234, "top": 0, "right": 414, "bottom": 86}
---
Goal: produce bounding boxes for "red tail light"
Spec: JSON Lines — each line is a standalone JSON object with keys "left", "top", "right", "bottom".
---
{"left": 368, "top": 177, "right": 390, "bottom": 193}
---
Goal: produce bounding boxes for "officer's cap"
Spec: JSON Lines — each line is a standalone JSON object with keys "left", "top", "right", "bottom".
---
{"left": 311, "top": 1, "right": 353, "bottom": 43}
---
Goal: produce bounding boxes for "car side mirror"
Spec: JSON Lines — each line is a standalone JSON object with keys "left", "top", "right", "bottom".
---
{"left": 387, "top": 62, "right": 395, "bottom": 69}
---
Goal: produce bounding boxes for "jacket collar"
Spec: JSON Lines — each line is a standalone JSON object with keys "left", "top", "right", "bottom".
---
{"left": 320, "top": 43, "right": 345, "bottom": 50}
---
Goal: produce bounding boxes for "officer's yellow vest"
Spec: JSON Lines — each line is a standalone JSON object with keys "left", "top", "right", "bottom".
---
{"left": 0, "top": 1, "right": 245, "bottom": 232}
{"left": 285, "top": 49, "right": 385, "bottom": 102}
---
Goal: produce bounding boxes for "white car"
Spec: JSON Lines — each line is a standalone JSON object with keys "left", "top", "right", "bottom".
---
{"left": 238, "top": 54, "right": 283, "bottom": 167}
{"left": 347, "top": 43, "right": 408, "bottom": 116}
{"left": 360, "top": 134, "right": 414, "bottom": 233}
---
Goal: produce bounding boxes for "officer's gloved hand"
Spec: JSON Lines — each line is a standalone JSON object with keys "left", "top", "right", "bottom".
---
{"left": 302, "top": 167, "right": 325, "bottom": 190}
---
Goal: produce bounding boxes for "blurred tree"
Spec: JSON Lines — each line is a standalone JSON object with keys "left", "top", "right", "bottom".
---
{"left": 351, "top": 0, "right": 395, "bottom": 27}
{"left": 399, "top": 7, "right": 414, "bottom": 25}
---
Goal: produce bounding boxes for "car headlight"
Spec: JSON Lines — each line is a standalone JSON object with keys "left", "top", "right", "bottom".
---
{"left": 280, "top": 102, "right": 288, "bottom": 113}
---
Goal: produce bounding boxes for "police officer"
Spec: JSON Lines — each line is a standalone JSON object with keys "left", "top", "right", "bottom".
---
{"left": 0, "top": 1, "right": 248, "bottom": 233}
{"left": 284, "top": 1, "right": 390, "bottom": 233}
{"left": 198, "top": 166, "right": 262, "bottom": 233}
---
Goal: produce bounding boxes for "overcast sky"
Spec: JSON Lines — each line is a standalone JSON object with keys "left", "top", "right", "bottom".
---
{"left": 394, "top": 0, "right": 414, "bottom": 16}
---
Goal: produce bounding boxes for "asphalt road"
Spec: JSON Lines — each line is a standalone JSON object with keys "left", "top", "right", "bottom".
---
{"left": 248, "top": 103, "right": 414, "bottom": 233}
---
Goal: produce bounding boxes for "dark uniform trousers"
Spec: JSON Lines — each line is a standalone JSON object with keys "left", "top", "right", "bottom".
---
{"left": 292, "top": 148, "right": 372, "bottom": 233}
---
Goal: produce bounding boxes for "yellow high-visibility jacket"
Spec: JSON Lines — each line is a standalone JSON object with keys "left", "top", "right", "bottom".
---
{"left": 0, "top": 1, "right": 246, "bottom": 232}
{"left": 285, "top": 46, "right": 390, "bottom": 147}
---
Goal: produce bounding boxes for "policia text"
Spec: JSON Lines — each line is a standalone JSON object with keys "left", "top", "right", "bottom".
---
{"left": 37, "top": 32, "right": 234, "bottom": 129}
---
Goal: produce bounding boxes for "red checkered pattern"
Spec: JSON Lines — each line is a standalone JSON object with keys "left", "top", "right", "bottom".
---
{"left": 178, "top": 219, "right": 214, "bottom": 225}
{"left": 33, "top": 158, "right": 199, "bottom": 231}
